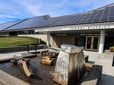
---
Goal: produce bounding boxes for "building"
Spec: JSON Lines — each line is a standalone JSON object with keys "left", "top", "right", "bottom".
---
{"left": 1, "top": 3, "right": 114, "bottom": 53}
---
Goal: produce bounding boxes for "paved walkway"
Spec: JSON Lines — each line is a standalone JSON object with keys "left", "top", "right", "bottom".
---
{"left": 0, "top": 49, "right": 47, "bottom": 61}
{"left": 84, "top": 51, "right": 114, "bottom": 85}
{"left": 0, "top": 52, "right": 22, "bottom": 61}
{"left": 0, "top": 50, "right": 114, "bottom": 85}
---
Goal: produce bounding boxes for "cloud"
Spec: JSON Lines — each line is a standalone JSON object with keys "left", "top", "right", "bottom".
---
{"left": 16, "top": 0, "right": 42, "bottom": 16}
{"left": 0, "top": 0, "right": 113, "bottom": 23}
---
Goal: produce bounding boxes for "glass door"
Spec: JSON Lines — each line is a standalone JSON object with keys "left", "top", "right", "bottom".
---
{"left": 85, "top": 36, "right": 99, "bottom": 51}
{"left": 93, "top": 37, "right": 99, "bottom": 50}
{"left": 86, "top": 37, "right": 92, "bottom": 49}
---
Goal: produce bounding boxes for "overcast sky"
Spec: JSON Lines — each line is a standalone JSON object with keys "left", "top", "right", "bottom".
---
{"left": 0, "top": 0, "right": 114, "bottom": 23}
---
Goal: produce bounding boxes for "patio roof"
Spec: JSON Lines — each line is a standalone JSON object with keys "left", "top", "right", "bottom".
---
{"left": 1, "top": 3, "right": 114, "bottom": 32}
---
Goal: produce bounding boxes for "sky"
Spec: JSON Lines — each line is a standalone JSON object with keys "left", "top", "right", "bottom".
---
{"left": 0, "top": 0, "right": 114, "bottom": 23}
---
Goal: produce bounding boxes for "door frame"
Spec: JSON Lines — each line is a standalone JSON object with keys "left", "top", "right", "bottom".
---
{"left": 85, "top": 36, "right": 99, "bottom": 51}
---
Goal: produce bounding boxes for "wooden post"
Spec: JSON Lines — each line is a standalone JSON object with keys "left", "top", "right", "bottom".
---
{"left": 27, "top": 44, "right": 30, "bottom": 53}
{"left": 53, "top": 44, "right": 85, "bottom": 85}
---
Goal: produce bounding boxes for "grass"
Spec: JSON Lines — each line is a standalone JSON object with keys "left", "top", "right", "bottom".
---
{"left": 0, "top": 36, "right": 44, "bottom": 48}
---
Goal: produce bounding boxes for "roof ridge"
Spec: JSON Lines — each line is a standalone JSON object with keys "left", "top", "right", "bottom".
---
{"left": 26, "top": 15, "right": 50, "bottom": 20}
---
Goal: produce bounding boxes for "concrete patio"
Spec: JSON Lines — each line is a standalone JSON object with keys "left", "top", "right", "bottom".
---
{"left": 0, "top": 50, "right": 114, "bottom": 85}
{"left": 84, "top": 51, "right": 114, "bottom": 85}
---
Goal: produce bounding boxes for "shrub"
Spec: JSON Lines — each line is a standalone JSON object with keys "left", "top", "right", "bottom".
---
{"left": 109, "top": 46, "right": 114, "bottom": 52}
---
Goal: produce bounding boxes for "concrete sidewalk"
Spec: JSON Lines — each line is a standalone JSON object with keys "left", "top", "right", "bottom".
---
{"left": 0, "top": 49, "right": 47, "bottom": 61}
{"left": 0, "top": 52, "right": 22, "bottom": 61}
{"left": 84, "top": 51, "right": 114, "bottom": 85}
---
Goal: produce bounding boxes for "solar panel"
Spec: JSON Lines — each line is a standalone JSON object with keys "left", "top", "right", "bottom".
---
{"left": 0, "top": 20, "right": 24, "bottom": 31}
{"left": 49, "top": 17, "right": 67, "bottom": 26}
{"left": 87, "top": 18, "right": 93, "bottom": 23}
{"left": 6, "top": 16, "right": 48, "bottom": 30}
{"left": 65, "top": 16, "right": 75, "bottom": 25}
{"left": 83, "top": 13, "right": 96, "bottom": 23}
{"left": 73, "top": 15, "right": 83, "bottom": 24}
{"left": 100, "top": 18, "right": 108, "bottom": 22}
{"left": 57, "top": 16, "right": 70, "bottom": 25}
{"left": 108, "top": 16, "right": 114, "bottom": 22}
{"left": 110, "top": 6, "right": 114, "bottom": 11}
{"left": 92, "top": 13, "right": 102, "bottom": 23}
{"left": 100, "top": 11, "right": 109, "bottom": 22}
{"left": 109, "top": 13, "right": 114, "bottom": 16}
{"left": 102, "top": 13, "right": 109, "bottom": 17}
{"left": 67, "top": 15, "right": 80, "bottom": 25}
{"left": 58, "top": 16, "right": 72, "bottom": 25}
{"left": 78, "top": 14, "right": 89, "bottom": 23}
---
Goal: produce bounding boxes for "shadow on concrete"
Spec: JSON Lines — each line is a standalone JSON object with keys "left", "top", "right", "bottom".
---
{"left": 100, "top": 74, "right": 114, "bottom": 85}
{"left": 87, "top": 61, "right": 95, "bottom": 64}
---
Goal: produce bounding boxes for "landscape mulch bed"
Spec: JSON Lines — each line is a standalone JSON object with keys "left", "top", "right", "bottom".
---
{"left": 0, "top": 56, "right": 58, "bottom": 85}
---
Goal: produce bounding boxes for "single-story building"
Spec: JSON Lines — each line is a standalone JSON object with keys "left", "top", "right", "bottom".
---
{"left": 0, "top": 3, "right": 114, "bottom": 53}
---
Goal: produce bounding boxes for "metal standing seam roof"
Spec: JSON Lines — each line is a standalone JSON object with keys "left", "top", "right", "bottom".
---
{"left": 1, "top": 3, "right": 114, "bottom": 31}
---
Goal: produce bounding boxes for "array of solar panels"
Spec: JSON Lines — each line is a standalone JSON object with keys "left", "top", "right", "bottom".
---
{"left": 44, "top": 4, "right": 114, "bottom": 26}
{"left": 4, "top": 16, "right": 49, "bottom": 31}
{"left": 1, "top": 3, "right": 114, "bottom": 31}
{"left": 0, "top": 19, "right": 27, "bottom": 31}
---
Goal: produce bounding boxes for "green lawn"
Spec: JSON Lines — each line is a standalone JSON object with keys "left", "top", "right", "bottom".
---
{"left": 0, "top": 36, "right": 43, "bottom": 48}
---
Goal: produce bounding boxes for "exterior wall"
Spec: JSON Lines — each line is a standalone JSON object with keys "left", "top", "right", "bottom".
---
{"left": 18, "top": 33, "right": 107, "bottom": 52}
{"left": 18, "top": 34, "right": 76, "bottom": 48}
{"left": 51, "top": 35, "right": 75, "bottom": 47}
{"left": 75, "top": 36, "right": 85, "bottom": 47}
{"left": 18, "top": 34, "right": 84, "bottom": 48}
{"left": 0, "top": 32, "right": 9, "bottom": 36}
